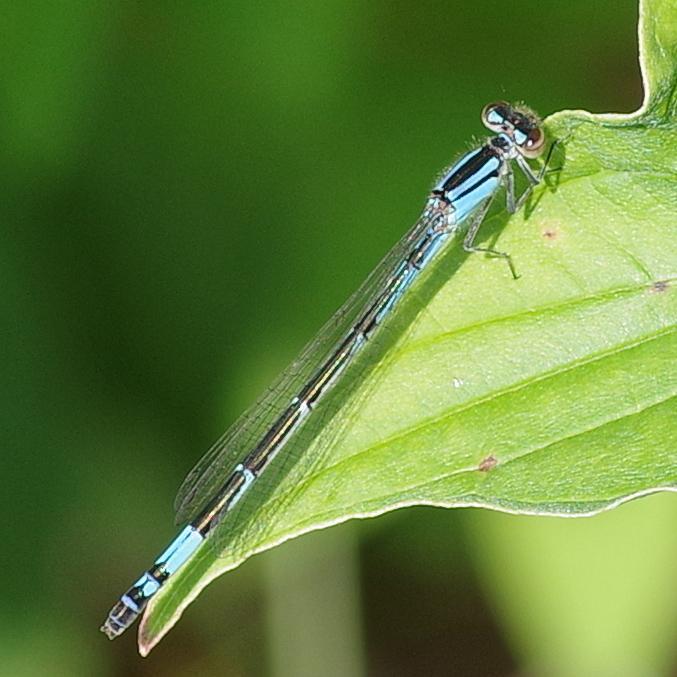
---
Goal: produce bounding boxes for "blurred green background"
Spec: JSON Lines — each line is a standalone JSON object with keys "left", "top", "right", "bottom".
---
{"left": 3, "top": 1, "right": 676, "bottom": 676}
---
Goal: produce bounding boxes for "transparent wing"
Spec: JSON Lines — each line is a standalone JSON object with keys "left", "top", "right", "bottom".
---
{"left": 174, "top": 201, "right": 442, "bottom": 525}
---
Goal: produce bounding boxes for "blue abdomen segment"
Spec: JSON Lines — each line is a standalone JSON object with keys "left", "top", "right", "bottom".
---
{"left": 155, "top": 525, "right": 204, "bottom": 575}
{"left": 100, "top": 525, "right": 204, "bottom": 639}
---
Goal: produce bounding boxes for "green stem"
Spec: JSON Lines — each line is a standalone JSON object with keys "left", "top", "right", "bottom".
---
{"left": 263, "top": 525, "right": 365, "bottom": 677}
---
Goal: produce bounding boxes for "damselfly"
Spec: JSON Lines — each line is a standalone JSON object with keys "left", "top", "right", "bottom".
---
{"left": 101, "top": 101, "right": 557, "bottom": 639}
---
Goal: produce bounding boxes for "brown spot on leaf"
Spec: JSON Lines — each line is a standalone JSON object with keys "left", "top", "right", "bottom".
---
{"left": 649, "top": 280, "right": 669, "bottom": 293}
{"left": 542, "top": 228, "right": 558, "bottom": 240}
{"left": 478, "top": 455, "right": 498, "bottom": 472}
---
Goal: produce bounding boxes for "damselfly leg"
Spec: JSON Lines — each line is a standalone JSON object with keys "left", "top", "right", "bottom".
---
{"left": 463, "top": 135, "right": 561, "bottom": 279}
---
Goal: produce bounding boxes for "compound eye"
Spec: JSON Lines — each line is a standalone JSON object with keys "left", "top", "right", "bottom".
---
{"left": 481, "top": 101, "right": 511, "bottom": 131}
{"left": 521, "top": 126, "right": 545, "bottom": 157}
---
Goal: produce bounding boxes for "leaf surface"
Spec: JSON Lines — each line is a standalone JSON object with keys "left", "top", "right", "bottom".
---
{"left": 140, "top": 0, "right": 676, "bottom": 654}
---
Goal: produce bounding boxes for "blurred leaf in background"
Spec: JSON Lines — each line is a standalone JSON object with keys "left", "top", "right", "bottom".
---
{"left": 1, "top": 1, "right": 674, "bottom": 676}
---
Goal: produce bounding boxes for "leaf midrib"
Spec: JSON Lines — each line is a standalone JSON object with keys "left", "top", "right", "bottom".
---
{"left": 259, "top": 324, "right": 675, "bottom": 519}
{"left": 262, "top": 395, "right": 676, "bottom": 536}
{"left": 396, "top": 278, "right": 672, "bottom": 360}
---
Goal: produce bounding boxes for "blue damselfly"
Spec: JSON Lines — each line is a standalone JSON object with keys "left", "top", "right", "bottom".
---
{"left": 101, "top": 102, "right": 557, "bottom": 639}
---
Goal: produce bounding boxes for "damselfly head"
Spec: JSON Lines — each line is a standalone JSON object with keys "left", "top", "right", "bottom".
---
{"left": 481, "top": 101, "right": 545, "bottom": 158}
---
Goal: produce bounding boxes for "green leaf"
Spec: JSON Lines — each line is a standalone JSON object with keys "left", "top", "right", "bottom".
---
{"left": 139, "top": 0, "right": 676, "bottom": 655}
